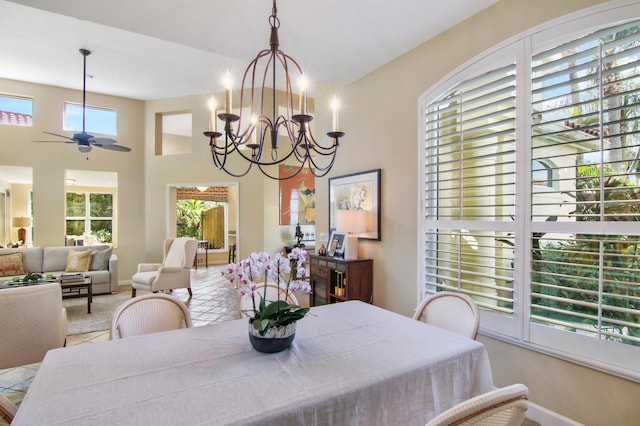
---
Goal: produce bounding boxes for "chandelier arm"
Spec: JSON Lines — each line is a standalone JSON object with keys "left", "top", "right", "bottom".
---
{"left": 289, "top": 132, "right": 308, "bottom": 163}
{"left": 304, "top": 124, "right": 339, "bottom": 154}
{"left": 256, "top": 156, "right": 312, "bottom": 181}
{"left": 218, "top": 161, "right": 254, "bottom": 178}
{"left": 307, "top": 150, "right": 338, "bottom": 176}
{"left": 210, "top": 133, "right": 237, "bottom": 170}
{"left": 282, "top": 117, "right": 301, "bottom": 149}
{"left": 211, "top": 139, "right": 228, "bottom": 170}
{"left": 239, "top": 49, "right": 272, "bottom": 133}
{"left": 211, "top": 138, "right": 254, "bottom": 178}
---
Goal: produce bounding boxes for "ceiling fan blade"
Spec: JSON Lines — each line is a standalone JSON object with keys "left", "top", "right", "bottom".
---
{"left": 42, "top": 131, "right": 76, "bottom": 142}
{"left": 95, "top": 143, "right": 131, "bottom": 152}
{"left": 32, "top": 140, "right": 76, "bottom": 144}
{"left": 90, "top": 137, "right": 117, "bottom": 145}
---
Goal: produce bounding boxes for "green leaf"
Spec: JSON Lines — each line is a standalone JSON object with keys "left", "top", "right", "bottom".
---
{"left": 260, "top": 300, "right": 291, "bottom": 318}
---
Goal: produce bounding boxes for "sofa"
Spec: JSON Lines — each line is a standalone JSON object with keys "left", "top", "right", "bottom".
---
{"left": 0, "top": 245, "right": 118, "bottom": 294}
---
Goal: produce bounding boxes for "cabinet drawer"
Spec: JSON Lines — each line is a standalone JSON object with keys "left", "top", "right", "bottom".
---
{"left": 310, "top": 263, "right": 330, "bottom": 279}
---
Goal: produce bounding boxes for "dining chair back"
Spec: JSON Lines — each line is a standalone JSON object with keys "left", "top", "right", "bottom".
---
{"left": 0, "top": 393, "right": 17, "bottom": 423}
{"left": 0, "top": 282, "right": 67, "bottom": 369}
{"left": 239, "top": 283, "right": 299, "bottom": 319}
{"left": 110, "top": 293, "right": 193, "bottom": 339}
{"left": 413, "top": 291, "right": 479, "bottom": 339}
{"left": 424, "top": 383, "right": 529, "bottom": 426}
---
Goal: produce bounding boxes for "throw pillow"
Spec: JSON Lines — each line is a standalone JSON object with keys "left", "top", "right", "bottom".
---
{"left": 90, "top": 247, "right": 112, "bottom": 271}
{"left": 65, "top": 250, "right": 92, "bottom": 272}
{"left": 0, "top": 252, "right": 25, "bottom": 277}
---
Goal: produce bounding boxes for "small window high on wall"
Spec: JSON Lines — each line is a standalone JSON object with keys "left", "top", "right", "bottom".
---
{"left": 155, "top": 111, "right": 192, "bottom": 155}
{"left": 0, "top": 94, "right": 33, "bottom": 126}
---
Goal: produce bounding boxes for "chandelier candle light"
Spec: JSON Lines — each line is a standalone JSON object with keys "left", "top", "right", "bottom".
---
{"left": 203, "top": 0, "right": 345, "bottom": 180}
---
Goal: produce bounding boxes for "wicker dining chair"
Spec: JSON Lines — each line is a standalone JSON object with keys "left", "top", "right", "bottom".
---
{"left": 0, "top": 394, "right": 17, "bottom": 423}
{"left": 413, "top": 291, "right": 480, "bottom": 340}
{"left": 425, "top": 383, "right": 529, "bottom": 426}
{"left": 110, "top": 293, "right": 192, "bottom": 339}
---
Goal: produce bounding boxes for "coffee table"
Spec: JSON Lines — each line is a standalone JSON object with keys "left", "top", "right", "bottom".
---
{"left": 1, "top": 277, "right": 93, "bottom": 313}
{"left": 60, "top": 277, "right": 93, "bottom": 314}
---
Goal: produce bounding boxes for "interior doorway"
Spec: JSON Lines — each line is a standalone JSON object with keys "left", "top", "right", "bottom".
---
{"left": 168, "top": 183, "right": 238, "bottom": 266}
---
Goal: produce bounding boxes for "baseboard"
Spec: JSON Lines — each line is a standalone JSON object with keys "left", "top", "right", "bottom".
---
{"left": 527, "top": 401, "right": 585, "bottom": 426}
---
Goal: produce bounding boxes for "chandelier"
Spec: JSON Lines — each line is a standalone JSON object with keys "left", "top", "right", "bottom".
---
{"left": 203, "top": 0, "right": 344, "bottom": 180}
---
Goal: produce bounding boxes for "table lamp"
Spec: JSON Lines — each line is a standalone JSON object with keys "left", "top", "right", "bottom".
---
{"left": 336, "top": 210, "right": 368, "bottom": 260}
{"left": 13, "top": 216, "right": 32, "bottom": 244}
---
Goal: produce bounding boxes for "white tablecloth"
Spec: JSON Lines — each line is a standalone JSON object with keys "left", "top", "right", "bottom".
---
{"left": 13, "top": 301, "right": 493, "bottom": 425}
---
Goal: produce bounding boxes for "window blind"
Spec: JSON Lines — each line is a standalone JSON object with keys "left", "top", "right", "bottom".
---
{"left": 530, "top": 21, "right": 640, "bottom": 347}
{"left": 423, "top": 64, "right": 516, "bottom": 311}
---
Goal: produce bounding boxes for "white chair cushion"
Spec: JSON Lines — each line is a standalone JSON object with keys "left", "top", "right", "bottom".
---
{"left": 164, "top": 238, "right": 190, "bottom": 267}
{"left": 131, "top": 271, "right": 158, "bottom": 287}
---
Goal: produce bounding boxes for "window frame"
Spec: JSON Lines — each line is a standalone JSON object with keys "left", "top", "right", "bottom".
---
{"left": 0, "top": 93, "right": 34, "bottom": 126}
{"left": 63, "top": 102, "right": 117, "bottom": 136}
{"left": 418, "top": 1, "right": 640, "bottom": 381}
{"left": 65, "top": 190, "right": 114, "bottom": 244}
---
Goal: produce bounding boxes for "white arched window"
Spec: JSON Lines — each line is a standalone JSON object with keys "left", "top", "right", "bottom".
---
{"left": 420, "top": 2, "right": 640, "bottom": 380}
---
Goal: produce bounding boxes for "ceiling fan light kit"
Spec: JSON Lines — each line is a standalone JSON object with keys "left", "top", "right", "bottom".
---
{"left": 34, "top": 48, "right": 132, "bottom": 155}
{"left": 203, "top": 0, "right": 344, "bottom": 180}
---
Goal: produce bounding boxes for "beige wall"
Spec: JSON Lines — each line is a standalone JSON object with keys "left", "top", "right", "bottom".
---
{"left": 144, "top": 94, "right": 271, "bottom": 262}
{"left": 0, "top": 78, "right": 146, "bottom": 281}
{"left": 338, "top": 0, "right": 638, "bottom": 423}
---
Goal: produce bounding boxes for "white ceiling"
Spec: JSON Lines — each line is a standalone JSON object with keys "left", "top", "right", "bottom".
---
{"left": 0, "top": 0, "right": 498, "bottom": 101}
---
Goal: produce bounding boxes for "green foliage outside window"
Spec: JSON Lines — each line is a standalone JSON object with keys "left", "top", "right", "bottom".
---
{"left": 90, "top": 193, "right": 113, "bottom": 217}
{"left": 66, "top": 219, "right": 85, "bottom": 236}
{"left": 66, "top": 193, "right": 85, "bottom": 216}
{"left": 177, "top": 200, "right": 208, "bottom": 239}
{"left": 91, "top": 220, "right": 113, "bottom": 243}
{"left": 532, "top": 166, "right": 640, "bottom": 345}
{"left": 66, "top": 192, "right": 113, "bottom": 242}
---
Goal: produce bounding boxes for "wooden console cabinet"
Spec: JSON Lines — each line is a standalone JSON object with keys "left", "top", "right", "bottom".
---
{"left": 309, "top": 255, "right": 373, "bottom": 306}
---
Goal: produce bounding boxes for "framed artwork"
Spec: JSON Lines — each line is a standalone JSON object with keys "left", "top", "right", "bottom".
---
{"left": 327, "top": 231, "right": 346, "bottom": 258}
{"left": 329, "top": 169, "right": 381, "bottom": 241}
{"left": 279, "top": 165, "right": 316, "bottom": 225}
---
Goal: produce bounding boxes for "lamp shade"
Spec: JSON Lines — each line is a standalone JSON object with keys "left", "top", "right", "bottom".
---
{"left": 335, "top": 210, "right": 368, "bottom": 260}
{"left": 336, "top": 210, "right": 368, "bottom": 234}
{"left": 12, "top": 217, "right": 31, "bottom": 228}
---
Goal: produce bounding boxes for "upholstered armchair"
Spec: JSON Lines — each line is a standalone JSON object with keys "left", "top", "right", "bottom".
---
{"left": 131, "top": 237, "right": 197, "bottom": 297}
{"left": 0, "top": 282, "right": 67, "bottom": 370}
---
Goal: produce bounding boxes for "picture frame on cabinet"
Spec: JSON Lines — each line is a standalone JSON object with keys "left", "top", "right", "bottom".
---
{"left": 327, "top": 231, "right": 346, "bottom": 258}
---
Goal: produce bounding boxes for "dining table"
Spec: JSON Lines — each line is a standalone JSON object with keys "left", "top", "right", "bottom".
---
{"left": 12, "top": 300, "right": 494, "bottom": 425}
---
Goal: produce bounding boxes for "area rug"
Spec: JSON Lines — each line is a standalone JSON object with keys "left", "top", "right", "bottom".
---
{"left": 63, "top": 286, "right": 132, "bottom": 335}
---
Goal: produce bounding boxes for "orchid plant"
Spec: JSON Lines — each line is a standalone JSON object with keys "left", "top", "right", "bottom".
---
{"left": 223, "top": 248, "right": 312, "bottom": 336}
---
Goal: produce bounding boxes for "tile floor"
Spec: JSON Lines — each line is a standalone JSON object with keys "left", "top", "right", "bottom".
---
{"left": 0, "top": 265, "right": 240, "bottom": 424}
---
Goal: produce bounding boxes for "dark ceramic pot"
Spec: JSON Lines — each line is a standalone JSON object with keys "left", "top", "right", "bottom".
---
{"left": 248, "top": 322, "right": 296, "bottom": 353}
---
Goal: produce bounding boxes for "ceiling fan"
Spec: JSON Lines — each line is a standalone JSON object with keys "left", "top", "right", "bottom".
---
{"left": 34, "top": 49, "right": 131, "bottom": 153}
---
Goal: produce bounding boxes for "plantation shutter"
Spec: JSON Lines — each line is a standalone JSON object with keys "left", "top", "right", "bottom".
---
{"left": 423, "top": 63, "right": 517, "bottom": 316}
{"left": 530, "top": 21, "right": 640, "bottom": 346}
